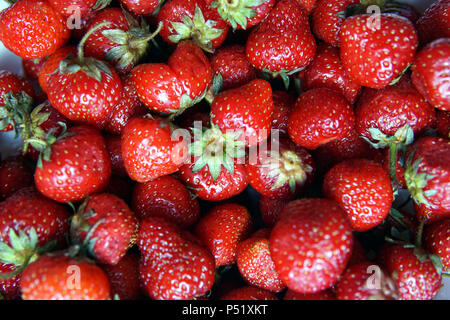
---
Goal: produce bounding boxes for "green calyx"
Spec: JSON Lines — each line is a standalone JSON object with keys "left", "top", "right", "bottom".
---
{"left": 210, "top": 0, "right": 266, "bottom": 30}
{"left": 168, "top": 5, "right": 224, "bottom": 53}
{"left": 363, "top": 123, "right": 414, "bottom": 150}
{"left": 413, "top": 247, "right": 443, "bottom": 276}
{"left": 262, "top": 67, "right": 305, "bottom": 90}
{"left": 189, "top": 124, "right": 246, "bottom": 181}
{"left": 0, "top": 91, "right": 34, "bottom": 137}
{"left": 93, "top": 0, "right": 112, "bottom": 11}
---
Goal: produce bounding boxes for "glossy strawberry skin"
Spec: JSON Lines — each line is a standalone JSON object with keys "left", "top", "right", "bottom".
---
{"left": 34, "top": 126, "right": 112, "bottom": 203}
{"left": 0, "top": 263, "right": 21, "bottom": 300}
{"left": 0, "top": 0, "right": 70, "bottom": 59}
{"left": 47, "top": 0, "right": 97, "bottom": 18}
{"left": 132, "top": 175, "right": 200, "bottom": 229}
{"left": 22, "top": 57, "right": 47, "bottom": 81}
{"left": 424, "top": 218, "right": 450, "bottom": 273}
{"left": 416, "top": 0, "right": 450, "bottom": 45}
{"left": 284, "top": 289, "right": 335, "bottom": 300}
{"left": 220, "top": 286, "right": 278, "bottom": 300}
{"left": 436, "top": 110, "right": 450, "bottom": 139}
{"left": 288, "top": 88, "right": 355, "bottom": 150}
{"left": 121, "top": 117, "right": 188, "bottom": 183}
{"left": 258, "top": 196, "right": 288, "bottom": 228}
{"left": 270, "top": 198, "right": 353, "bottom": 293}
{"left": 411, "top": 38, "right": 450, "bottom": 111}
{"left": 38, "top": 46, "right": 76, "bottom": 94}
{"left": 270, "top": 91, "right": 295, "bottom": 137}
{"left": 194, "top": 203, "right": 253, "bottom": 267}
{"left": 0, "top": 156, "right": 34, "bottom": 200}
{"left": 119, "top": 0, "right": 161, "bottom": 15}
{"left": 340, "top": 14, "right": 418, "bottom": 89}
{"left": 20, "top": 254, "right": 111, "bottom": 300}
{"left": 105, "top": 135, "right": 127, "bottom": 177}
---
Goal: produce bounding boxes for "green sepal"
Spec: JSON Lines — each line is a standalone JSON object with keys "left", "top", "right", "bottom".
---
{"left": 210, "top": 0, "right": 266, "bottom": 30}
{"left": 362, "top": 123, "right": 414, "bottom": 149}
{"left": 0, "top": 91, "right": 34, "bottom": 137}
{"left": 93, "top": 0, "right": 112, "bottom": 11}
{"left": 261, "top": 67, "right": 306, "bottom": 90}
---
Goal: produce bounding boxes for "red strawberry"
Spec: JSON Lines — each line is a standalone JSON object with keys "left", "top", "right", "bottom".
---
{"left": 132, "top": 175, "right": 200, "bottom": 229}
{"left": 70, "top": 193, "right": 138, "bottom": 266}
{"left": 246, "top": 0, "right": 316, "bottom": 86}
{"left": 139, "top": 217, "right": 215, "bottom": 300}
{"left": 347, "top": 236, "right": 368, "bottom": 267}
{"left": 237, "top": 228, "right": 285, "bottom": 292}
{"left": 130, "top": 40, "right": 213, "bottom": 115}
{"left": 340, "top": 14, "right": 418, "bottom": 89}
{"left": 121, "top": 117, "right": 188, "bottom": 183}
{"left": 270, "top": 91, "right": 295, "bottom": 137}
{"left": 416, "top": 0, "right": 450, "bottom": 45}
{"left": 245, "top": 138, "right": 315, "bottom": 200}
{"left": 0, "top": 156, "right": 34, "bottom": 200}
{"left": 20, "top": 253, "right": 111, "bottom": 300}
{"left": 101, "top": 251, "right": 140, "bottom": 300}
{"left": 38, "top": 46, "right": 76, "bottom": 94}
{"left": 436, "top": 110, "right": 450, "bottom": 139}
{"left": 270, "top": 198, "right": 353, "bottom": 293}
{"left": 220, "top": 286, "right": 277, "bottom": 300}
{"left": 119, "top": 0, "right": 161, "bottom": 16}
{"left": 336, "top": 262, "right": 398, "bottom": 300}
{"left": 288, "top": 88, "right": 355, "bottom": 150}
{"left": 194, "top": 203, "right": 252, "bottom": 267}
{"left": 47, "top": 0, "right": 99, "bottom": 18}
{"left": 404, "top": 137, "right": 450, "bottom": 215}
{"left": 157, "top": 0, "right": 228, "bottom": 51}
{"left": 284, "top": 289, "right": 335, "bottom": 300}
{"left": 293, "top": 0, "right": 317, "bottom": 13}
{"left": 105, "top": 134, "right": 127, "bottom": 177}
{"left": 34, "top": 125, "right": 112, "bottom": 203}
{"left": 379, "top": 147, "right": 406, "bottom": 189}
{"left": 0, "top": 263, "right": 21, "bottom": 300}
{"left": 424, "top": 218, "right": 450, "bottom": 273}
{"left": 299, "top": 43, "right": 361, "bottom": 104}
{"left": 0, "top": 0, "right": 70, "bottom": 59}
{"left": 414, "top": 202, "right": 449, "bottom": 226}
{"left": 411, "top": 38, "right": 450, "bottom": 111}
{"left": 22, "top": 57, "right": 47, "bottom": 81}
{"left": 258, "top": 196, "right": 288, "bottom": 228}
{"left": 210, "top": 45, "right": 258, "bottom": 90}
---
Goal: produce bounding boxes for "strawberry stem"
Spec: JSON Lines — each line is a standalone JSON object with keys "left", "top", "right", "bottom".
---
{"left": 415, "top": 219, "right": 425, "bottom": 248}
{"left": 78, "top": 21, "right": 112, "bottom": 62}
{"left": 389, "top": 142, "right": 400, "bottom": 193}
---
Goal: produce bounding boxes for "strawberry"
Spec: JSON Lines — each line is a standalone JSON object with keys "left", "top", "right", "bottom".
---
{"left": 236, "top": 228, "right": 285, "bottom": 292}
{"left": 416, "top": 0, "right": 450, "bottom": 45}
{"left": 379, "top": 147, "right": 406, "bottom": 189}
{"left": 311, "top": 0, "right": 359, "bottom": 47}
{"left": 245, "top": 138, "right": 315, "bottom": 200}
{"left": 121, "top": 117, "right": 188, "bottom": 183}
{"left": 101, "top": 251, "right": 141, "bottom": 300}
{"left": 210, "top": 44, "right": 258, "bottom": 90}
{"left": 46, "top": 24, "right": 123, "bottom": 130}
{"left": 139, "top": 217, "right": 215, "bottom": 300}
{"left": 335, "top": 262, "right": 398, "bottom": 300}
{"left": 0, "top": 156, "right": 34, "bottom": 200}
{"left": 22, "top": 57, "right": 47, "bottom": 81}
{"left": 20, "top": 253, "right": 111, "bottom": 300}
{"left": 70, "top": 193, "right": 138, "bottom": 266}
{"left": 293, "top": 0, "right": 317, "bottom": 13}
{"left": 119, "top": 0, "right": 161, "bottom": 16}
{"left": 0, "top": 0, "right": 70, "bottom": 59}
{"left": 270, "top": 91, "right": 295, "bottom": 137}
{"left": 284, "top": 289, "right": 335, "bottom": 300}
{"left": 47, "top": 0, "right": 103, "bottom": 18}
{"left": 346, "top": 235, "right": 368, "bottom": 267}
{"left": 132, "top": 175, "right": 200, "bottom": 228}
{"left": 105, "top": 134, "right": 127, "bottom": 177}
{"left": 414, "top": 202, "right": 449, "bottom": 226}
{"left": 246, "top": 0, "right": 316, "bottom": 86}
{"left": 299, "top": 43, "right": 361, "bottom": 104}
{"left": 411, "top": 38, "right": 450, "bottom": 111}
{"left": 424, "top": 218, "right": 450, "bottom": 273}
{"left": 270, "top": 198, "right": 353, "bottom": 293}
{"left": 379, "top": 245, "right": 442, "bottom": 300}
{"left": 157, "top": 0, "right": 228, "bottom": 52}
{"left": 220, "top": 286, "right": 277, "bottom": 300}
{"left": 436, "top": 110, "right": 450, "bottom": 139}
{"left": 0, "top": 263, "right": 21, "bottom": 300}
{"left": 288, "top": 88, "right": 355, "bottom": 150}
{"left": 404, "top": 137, "right": 450, "bottom": 215}
{"left": 207, "top": 0, "right": 276, "bottom": 30}
{"left": 34, "top": 125, "right": 112, "bottom": 203}
{"left": 339, "top": 13, "right": 418, "bottom": 89}
{"left": 258, "top": 196, "right": 288, "bottom": 228}
{"left": 194, "top": 203, "right": 252, "bottom": 267}
{"left": 130, "top": 40, "right": 213, "bottom": 115}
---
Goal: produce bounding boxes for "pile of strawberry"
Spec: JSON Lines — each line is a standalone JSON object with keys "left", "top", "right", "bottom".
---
{"left": 0, "top": 0, "right": 449, "bottom": 300}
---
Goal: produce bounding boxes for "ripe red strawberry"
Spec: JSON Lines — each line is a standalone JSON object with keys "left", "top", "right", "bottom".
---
{"left": 270, "top": 198, "right": 353, "bottom": 293}
{"left": 0, "top": 0, "right": 70, "bottom": 59}
{"left": 245, "top": 138, "right": 315, "bottom": 200}
{"left": 0, "top": 156, "right": 34, "bottom": 200}
{"left": 404, "top": 137, "right": 450, "bottom": 215}
{"left": 379, "top": 147, "right": 406, "bottom": 189}
{"left": 293, "top": 0, "right": 317, "bottom": 13}
{"left": 288, "top": 88, "right": 355, "bottom": 150}
{"left": 414, "top": 202, "right": 449, "bottom": 226}
{"left": 130, "top": 40, "right": 213, "bottom": 115}
{"left": 119, "top": 0, "right": 161, "bottom": 16}
{"left": 270, "top": 91, "right": 295, "bottom": 137}
{"left": 346, "top": 235, "right": 368, "bottom": 267}
{"left": 34, "top": 125, "right": 112, "bottom": 203}
{"left": 411, "top": 38, "right": 450, "bottom": 111}
{"left": 258, "top": 196, "right": 288, "bottom": 228}
{"left": 70, "top": 193, "right": 138, "bottom": 266}
{"left": 101, "top": 251, "right": 140, "bottom": 300}
{"left": 336, "top": 262, "right": 398, "bottom": 300}
{"left": 105, "top": 76, "right": 147, "bottom": 135}
{"left": 121, "top": 117, "right": 188, "bottom": 183}
{"left": 20, "top": 253, "right": 111, "bottom": 300}
{"left": 246, "top": 0, "right": 316, "bottom": 86}
{"left": 157, "top": 0, "right": 229, "bottom": 51}
{"left": 340, "top": 14, "right": 418, "bottom": 89}
{"left": 139, "top": 217, "right": 215, "bottom": 300}
{"left": 211, "top": 79, "right": 273, "bottom": 147}
{"left": 299, "top": 43, "right": 361, "bottom": 104}
{"left": 237, "top": 228, "right": 285, "bottom": 292}
{"left": 194, "top": 203, "right": 252, "bottom": 267}
{"left": 436, "top": 110, "right": 450, "bottom": 139}
{"left": 105, "top": 134, "right": 127, "bottom": 177}
{"left": 38, "top": 46, "right": 76, "bottom": 94}
{"left": 22, "top": 57, "right": 47, "bottom": 81}
{"left": 311, "top": 0, "right": 359, "bottom": 47}
{"left": 210, "top": 45, "right": 258, "bottom": 90}
{"left": 47, "top": 0, "right": 98, "bottom": 18}
{"left": 416, "top": 0, "right": 450, "bottom": 45}
{"left": 132, "top": 175, "right": 200, "bottom": 228}
{"left": 323, "top": 159, "right": 393, "bottom": 232}
{"left": 220, "top": 286, "right": 277, "bottom": 300}
{"left": 207, "top": 0, "right": 276, "bottom": 30}
{"left": 284, "top": 289, "right": 335, "bottom": 300}
{"left": 424, "top": 218, "right": 450, "bottom": 273}
{"left": 380, "top": 245, "right": 442, "bottom": 300}
{"left": 0, "top": 263, "right": 21, "bottom": 300}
